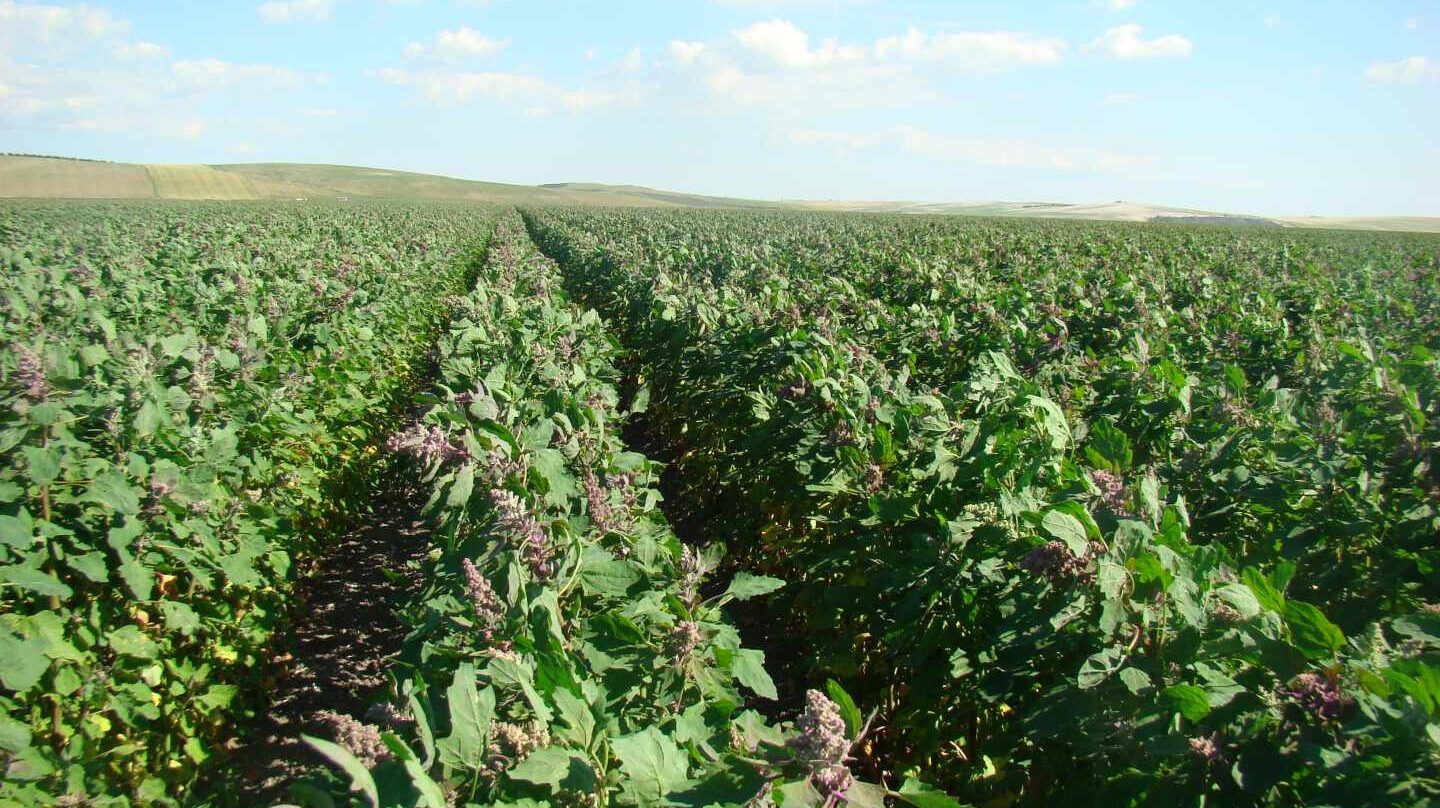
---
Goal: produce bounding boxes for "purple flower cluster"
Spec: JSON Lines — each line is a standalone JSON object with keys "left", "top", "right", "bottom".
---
{"left": 489, "top": 488, "right": 552, "bottom": 578}
{"left": 1020, "top": 541, "right": 1094, "bottom": 584}
{"left": 1090, "top": 469, "right": 1128, "bottom": 513}
{"left": 1285, "top": 672, "right": 1353, "bottom": 722}
{"left": 1188, "top": 733, "right": 1225, "bottom": 765}
{"left": 666, "top": 620, "right": 703, "bottom": 665}
{"left": 583, "top": 469, "right": 615, "bottom": 533}
{"left": 461, "top": 558, "right": 504, "bottom": 638}
{"left": 788, "top": 690, "right": 853, "bottom": 799}
{"left": 386, "top": 423, "right": 468, "bottom": 466}
{"left": 314, "top": 710, "right": 392, "bottom": 769}
{"left": 14, "top": 345, "right": 47, "bottom": 401}
{"left": 678, "top": 544, "right": 705, "bottom": 605}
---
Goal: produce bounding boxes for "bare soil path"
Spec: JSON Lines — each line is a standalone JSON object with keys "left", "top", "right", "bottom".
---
{"left": 209, "top": 484, "right": 430, "bottom": 806}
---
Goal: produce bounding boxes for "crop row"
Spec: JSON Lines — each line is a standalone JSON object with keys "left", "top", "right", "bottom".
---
{"left": 290, "top": 214, "right": 957, "bottom": 808}
{"left": 0, "top": 202, "right": 495, "bottom": 804}
{"left": 523, "top": 207, "right": 1440, "bottom": 805}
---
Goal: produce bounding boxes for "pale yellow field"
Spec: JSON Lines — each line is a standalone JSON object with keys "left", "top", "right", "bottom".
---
{"left": 0, "top": 156, "right": 154, "bottom": 198}
{"left": 145, "top": 164, "right": 259, "bottom": 200}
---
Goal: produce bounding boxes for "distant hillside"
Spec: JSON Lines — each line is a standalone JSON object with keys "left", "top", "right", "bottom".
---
{"left": 2, "top": 154, "right": 1436, "bottom": 233}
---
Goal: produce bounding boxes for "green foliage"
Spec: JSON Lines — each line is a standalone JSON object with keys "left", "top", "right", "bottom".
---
{"left": 0, "top": 199, "right": 496, "bottom": 804}
{"left": 523, "top": 205, "right": 1440, "bottom": 805}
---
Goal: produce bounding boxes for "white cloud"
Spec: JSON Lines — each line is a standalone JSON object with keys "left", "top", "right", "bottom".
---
{"left": 668, "top": 40, "right": 708, "bottom": 66}
{"left": 1405, "top": 17, "right": 1419, "bottom": 30}
{"left": 667, "top": 20, "right": 1066, "bottom": 113}
{"left": 1084, "top": 24, "right": 1193, "bottom": 59}
{"left": 734, "top": 19, "right": 867, "bottom": 68}
{"left": 258, "top": 0, "right": 334, "bottom": 23}
{"left": 1107, "top": 0, "right": 1139, "bottom": 9}
{"left": 1104, "top": 91, "right": 1138, "bottom": 105}
{"left": 404, "top": 27, "right": 508, "bottom": 61}
{"left": 0, "top": 0, "right": 126, "bottom": 48}
{"left": 171, "top": 59, "right": 328, "bottom": 91}
{"left": 299, "top": 106, "right": 339, "bottom": 117}
{"left": 616, "top": 47, "right": 645, "bottom": 73}
{"left": 1363, "top": 56, "right": 1438, "bottom": 83}
{"left": 377, "top": 67, "right": 638, "bottom": 113}
{"left": 872, "top": 27, "right": 1066, "bottom": 71}
{"left": 113, "top": 41, "right": 170, "bottom": 60}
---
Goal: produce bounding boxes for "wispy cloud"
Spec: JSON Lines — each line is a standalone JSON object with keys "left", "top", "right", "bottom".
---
{"left": 668, "top": 19, "right": 1067, "bottom": 113}
{"left": 113, "top": 41, "right": 170, "bottom": 60}
{"left": 404, "top": 27, "right": 508, "bottom": 61}
{"left": 171, "top": 59, "right": 327, "bottom": 91}
{"left": 1104, "top": 91, "right": 1139, "bottom": 105}
{"left": 1363, "top": 56, "right": 1438, "bottom": 83}
{"left": 1084, "top": 24, "right": 1193, "bottom": 59}
{"left": 0, "top": 0, "right": 127, "bottom": 50}
{"left": 258, "top": 0, "right": 334, "bottom": 23}
{"left": 376, "top": 67, "right": 641, "bottom": 114}
{"left": 1107, "top": 0, "right": 1139, "bottom": 10}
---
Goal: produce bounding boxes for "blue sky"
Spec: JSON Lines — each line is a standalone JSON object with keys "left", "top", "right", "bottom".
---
{"left": 1, "top": 0, "right": 1436, "bottom": 215}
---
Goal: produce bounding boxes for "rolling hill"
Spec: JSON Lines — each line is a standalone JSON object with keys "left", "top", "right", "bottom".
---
{"left": 2, "top": 154, "right": 1436, "bottom": 232}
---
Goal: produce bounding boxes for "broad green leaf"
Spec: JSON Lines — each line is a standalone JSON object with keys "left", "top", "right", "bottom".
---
{"left": 893, "top": 778, "right": 966, "bottom": 808}
{"left": 826, "top": 679, "right": 863, "bottom": 738}
{"left": 720, "top": 572, "right": 785, "bottom": 603}
{"left": 22, "top": 446, "right": 60, "bottom": 486}
{"left": 507, "top": 747, "right": 598, "bottom": 793}
{"left": 1285, "top": 600, "right": 1345, "bottom": 660}
{"left": 0, "top": 635, "right": 50, "bottom": 692}
{"left": 108, "top": 625, "right": 158, "bottom": 659}
{"left": 0, "top": 565, "right": 72, "bottom": 599}
{"left": 612, "top": 727, "right": 690, "bottom": 807}
{"left": 729, "top": 648, "right": 777, "bottom": 700}
{"left": 447, "top": 463, "right": 475, "bottom": 508}
{"left": 1161, "top": 684, "right": 1212, "bottom": 721}
{"left": 437, "top": 663, "right": 495, "bottom": 772}
{"left": 1041, "top": 510, "right": 1089, "bottom": 557}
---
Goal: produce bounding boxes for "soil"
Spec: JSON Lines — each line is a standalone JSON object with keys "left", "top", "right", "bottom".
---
{"left": 211, "top": 484, "right": 431, "bottom": 806}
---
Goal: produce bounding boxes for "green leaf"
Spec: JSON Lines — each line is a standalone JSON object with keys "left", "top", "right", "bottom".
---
{"left": 1077, "top": 646, "right": 1126, "bottom": 689}
{"left": 0, "top": 713, "right": 31, "bottom": 754}
{"left": 579, "top": 549, "right": 640, "bottom": 598}
{"left": 1285, "top": 600, "right": 1345, "bottom": 660}
{"left": 1119, "top": 667, "right": 1153, "bottom": 695}
{"left": 403, "top": 756, "right": 449, "bottom": 808}
{"left": 1041, "top": 510, "right": 1089, "bottom": 557}
{"left": 729, "top": 648, "right": 778, "bottom": 700}
{"left": 612, "top": 727, "right": 690, "bottom": 807}
{"left": 1085, "top": 420, "right": 1133, "bottom": 472}
{"left": 720, "top": 572, "right": 785, "bottom": 603}
{"left": 0, "top": 635, "right": 50, "bottom": 692}
{"left": 437, "top": 663, "right": 495, "bottom": 773}
{"left": 160, "top": 333, "right": 191, "bottom": 358}
{"left": 0, "top": 511, "right": 34, "bottom": 549}
{"left": 844, "top": 780, "right": 890, "bottom": 808}
{"left": 159, "top": 601, "right": 201, "bottom": 635}
{"left": 1161, "top": 684, "right": 1212, "bottom": 722}
{"left": 447, "top": 463, "right": 475, "bottom": 508}
{"left": 825, "top": 679, "right": 863, "bottom": 738}
{"left": 22, "top": 446, "right": 60, "bottom": 486}
{"left": 507, "top": 747, "right": 598, "bottom": 793}
{"left": 66, "top": 551, "right": 108, "bottom": 584}
{"left": 108, "top": 625, "right": 158, "bottom": 659}
{"left": 893, "top": 778, "right": 966, "bottom": 808}
{"left": 304, "top": 735, "right": 379, "bottom": 808}
{"left": 0, "top": 565, "right": 73, "bottom": 599}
